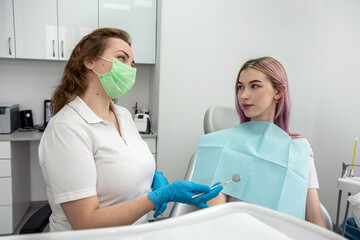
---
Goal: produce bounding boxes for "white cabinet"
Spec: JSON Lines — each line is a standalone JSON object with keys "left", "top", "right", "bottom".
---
{"left": 58, "top": 0, "right": 98, "bottom": 60}
{"left": 0, "top": 206, "right": 12, "bottom": 235}
{"left": 13, "top": 0, "right": 98, "bottom": 60}
{"left": 0, "top": 0, "right": 15, "bottom": 58}
{"left": 0, "top": 141, "right": 30, "bottom": 235}
{"left": 99, "top": 0, "right": 157, "bottom": 64}
{"left": 143, "top": 136, "right": 157, "bottom": 160}
{"left": 0, "top": 141, "right": 11, "bottom": 158}
{"left": 2, "top": 0, "right": 157, "bottom": 63}
{"left": 0, "top": 141, "right": 13, "bottom": 234}
{"left": 13, "top": 0, "right": 58, "bottom": 60}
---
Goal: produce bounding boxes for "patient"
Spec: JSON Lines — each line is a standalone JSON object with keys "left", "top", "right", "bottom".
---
{"left": 206, "top": 56, "right": 326, "bottom": 228}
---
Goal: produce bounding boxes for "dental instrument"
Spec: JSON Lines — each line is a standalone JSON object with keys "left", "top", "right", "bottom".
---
{"left": 191, "top": 174, "right": 241, "bottom": 199}
{"left": 350, "top": 137, "right": 358, "bottom": 177}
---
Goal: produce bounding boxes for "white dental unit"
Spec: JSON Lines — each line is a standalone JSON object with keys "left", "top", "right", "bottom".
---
{"left": 1, "top": 202, "right": 345, "bottom": 240}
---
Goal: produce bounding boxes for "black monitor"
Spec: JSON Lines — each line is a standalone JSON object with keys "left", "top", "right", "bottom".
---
{"left": 44, "top": 100, "right": 51, "bottom": 127}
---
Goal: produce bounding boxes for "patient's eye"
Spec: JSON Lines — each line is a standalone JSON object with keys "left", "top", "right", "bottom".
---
{"left": 251, "top": 84, "right": 260, "bottom": 89}
{"left": 237, "top": 84, "right": 244, "bottom": 90}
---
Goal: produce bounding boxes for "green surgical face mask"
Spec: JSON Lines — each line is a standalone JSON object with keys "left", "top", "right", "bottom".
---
{"left": 93, "top": 56, "right": 137, "bottom": 98}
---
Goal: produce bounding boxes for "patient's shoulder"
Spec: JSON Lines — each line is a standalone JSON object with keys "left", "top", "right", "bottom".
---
{"left": 290, "top": 133, "right": 314, "bottom": 155}
{"left": 290, "top": 133, "right": 309, "bottom": 142}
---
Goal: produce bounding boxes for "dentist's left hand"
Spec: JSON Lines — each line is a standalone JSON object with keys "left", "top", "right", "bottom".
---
{"left": 148, "top": 180, "right": 223, "bottom": 210}
{"left": 151, "top": 172, "right": 169, "bottom": 218}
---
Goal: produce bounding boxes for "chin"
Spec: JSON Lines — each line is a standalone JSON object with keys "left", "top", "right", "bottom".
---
{"left": 243, "top": 112, "right": 254, "bottom": 119}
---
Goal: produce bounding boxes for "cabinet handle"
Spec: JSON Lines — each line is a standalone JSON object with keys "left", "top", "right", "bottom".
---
{"left": 8, "top": 37, "right": 12, "bottom": 55}
{"left": 52, "top": 40, "right": 55, "bottom": 57}
{"left": 61, "top": 40, "right": 64, "bottom": 58}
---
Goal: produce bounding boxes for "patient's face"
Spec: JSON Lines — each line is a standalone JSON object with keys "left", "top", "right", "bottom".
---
{"left": 237, "top": 69, "right": 278, "bottom": 122}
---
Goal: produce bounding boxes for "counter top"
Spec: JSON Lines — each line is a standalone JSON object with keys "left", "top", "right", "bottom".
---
{"left": 0, "top": 130, "right": 43, "bottom": 141}
{"left": 0, "top": 130, "right": 157, "bottom": 142}
{"left": 140, "top": 132, "right": 157, "bottom": 138}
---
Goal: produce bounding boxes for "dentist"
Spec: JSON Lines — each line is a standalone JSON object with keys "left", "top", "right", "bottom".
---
{"left": 39, "top": 28, "right": 222, "bottom": 232}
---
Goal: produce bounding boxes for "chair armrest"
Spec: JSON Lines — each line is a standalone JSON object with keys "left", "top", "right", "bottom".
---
{"left": 20, "top": 204, "right": 52, "bottom": 234}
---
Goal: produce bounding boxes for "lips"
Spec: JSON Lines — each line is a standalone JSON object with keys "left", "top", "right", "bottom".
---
{"left": 242, "top": 104, "right": 253, "bottom": 110}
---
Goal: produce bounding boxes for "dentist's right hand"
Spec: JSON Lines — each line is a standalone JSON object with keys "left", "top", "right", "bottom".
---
{"left": 151, "top": 172, "right": 169, "bottom": 218}
{"left": 148, "top": 181, "right": 223, "bottom": 209}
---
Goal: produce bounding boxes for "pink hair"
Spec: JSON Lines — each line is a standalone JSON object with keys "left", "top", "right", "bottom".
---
{"left": 235, "top": 57, "right": 290, "bottom": 133}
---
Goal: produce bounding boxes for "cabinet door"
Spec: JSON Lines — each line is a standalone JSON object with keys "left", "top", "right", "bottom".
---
{"left": 0, "top": 142, "right": 11, "bottom": 159}
{"left": 0, "top": 0, "right": 15, "bottom": 58}
{"left": 99, "top": 0, "right": 157, "bottom": 64}
{"left": 58, "top": 0, "right": 98, "bottom": 60}
{"left": 0, "top": 160, "right": 11, "bottom": 177}
{"left": 143, "top": 138, "right": 156, "bottom": 154}
{"left": 0, "top": 206, "right": 12, "bottom": 235}
{"left": 13, "top": 0, "right": 58, "bottom": 60}
{"left": 0, "top": 178, "right": 12, "bottom": 205}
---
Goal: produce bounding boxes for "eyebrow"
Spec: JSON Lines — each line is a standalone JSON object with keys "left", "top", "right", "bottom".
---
{"left": 115, "top": 49, "right": 129, "bottom": 57}
{"left": 114, "top": 49, "right": 135, "bottom": 66}
{"left": 238, "top": 79, "right": 262, "bottom": 84}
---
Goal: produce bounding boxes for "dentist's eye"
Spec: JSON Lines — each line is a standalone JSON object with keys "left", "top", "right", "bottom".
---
{"left": 118, "top": 56, "right": 125, "bottom": 62}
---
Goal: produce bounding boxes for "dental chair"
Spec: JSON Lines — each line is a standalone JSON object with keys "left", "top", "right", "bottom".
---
{"left": 19, "top": 203, "right": 51, "bottom": 234}
{"left": 169, "top": 106, "right": 334, "bottom": 231}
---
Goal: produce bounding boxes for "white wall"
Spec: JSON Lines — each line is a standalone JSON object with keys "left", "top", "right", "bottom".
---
{"left": 311, "top": 0, "right": 360, "bottom": 222}
{"left": 157, "top": 0, "right": 360, "bottom": 221}
{"left": 148, "top": 0, "right": 162, "bottom": 134}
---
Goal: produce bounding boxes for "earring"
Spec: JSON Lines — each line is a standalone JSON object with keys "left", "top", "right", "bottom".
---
{"left": 275, "top": 99, "right": 279, "bottom": 104}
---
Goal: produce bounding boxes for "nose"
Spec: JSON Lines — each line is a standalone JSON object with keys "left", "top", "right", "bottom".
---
{"left": 238, "top": 88, "right": 250, "bottom": 101}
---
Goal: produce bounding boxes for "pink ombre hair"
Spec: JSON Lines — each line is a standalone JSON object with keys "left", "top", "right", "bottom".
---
{"left": 235, "top": 57, "right": 290, "bottom": 133}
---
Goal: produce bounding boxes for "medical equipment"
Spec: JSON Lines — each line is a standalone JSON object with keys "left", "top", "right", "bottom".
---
{"left": 134, "top": 113, "right": 151, "bottom": 134}
{"left": 341, "top": 162, "right": 360, "bottom": 178}
{"left": 9, "top": 202, "right": 345, "bottom": 239}
{"left": 351, "top": 137, "right": 358, "bottom": 177}
{"left": 20, "top": 110, "right": 34, "bottom": 128}
{"left": 192, "top": 174, "right": 241, "bottom": 199}
{"left": 336, "top": 177, "right": 360, "bottom": 236}
{"left": 0, "top": 104, "right": 19, "bottom": 133}
{"left": 337, "top": 159, "right": 360, "bottom": 236}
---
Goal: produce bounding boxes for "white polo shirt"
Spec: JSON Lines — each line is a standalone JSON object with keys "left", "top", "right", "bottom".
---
{"left": 39, "top": 96, "right": 155, "bottom": 231}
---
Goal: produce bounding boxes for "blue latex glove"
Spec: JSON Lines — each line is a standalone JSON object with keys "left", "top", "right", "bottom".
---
{"left": 152, "top": 172, "right": 169, "bottom": 218}
{"left": 148, "top": 180, "right": 223, "bottom": 210}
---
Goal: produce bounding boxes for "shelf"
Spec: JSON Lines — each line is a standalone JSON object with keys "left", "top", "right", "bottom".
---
{"left": 0, "top": 129, "right": 157, "bottom": 142}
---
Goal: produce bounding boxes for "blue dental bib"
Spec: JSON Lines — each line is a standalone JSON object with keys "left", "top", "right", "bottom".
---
{"left": 191, "top": 121, "right": 310, "bottom": 219}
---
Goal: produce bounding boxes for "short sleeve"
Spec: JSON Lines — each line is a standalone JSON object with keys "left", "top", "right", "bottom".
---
{"left": 308, "top": 146, "right": 319, "bottom": 189}
{"left": 290, "top": 134, "right": 319, "bottom": 189}
{"left": 40, "top": 123, "right": 97, "bottom": 204}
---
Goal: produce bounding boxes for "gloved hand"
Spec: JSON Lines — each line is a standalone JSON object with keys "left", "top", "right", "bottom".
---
{"left": 148, "top": 181, "right": 223, "bottom": 210}
{"left": 152, "top": 172, "right": 169, "bottom": 190}
{"left": 151, "top": 172, "right": 169, "bottom": 218}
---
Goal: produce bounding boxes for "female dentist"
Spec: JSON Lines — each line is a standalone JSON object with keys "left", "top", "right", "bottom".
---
{"left": 38, "top": 28, "right": 222, "bottom": 232}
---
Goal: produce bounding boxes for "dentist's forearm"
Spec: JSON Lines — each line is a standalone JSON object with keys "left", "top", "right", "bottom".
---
{"left": 61, "top": 195, "right": 155, "bottom": 230}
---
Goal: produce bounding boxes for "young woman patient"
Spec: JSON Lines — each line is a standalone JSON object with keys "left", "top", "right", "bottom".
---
{"left": 206, "top": 56, "right": 326, "bottom": 228}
